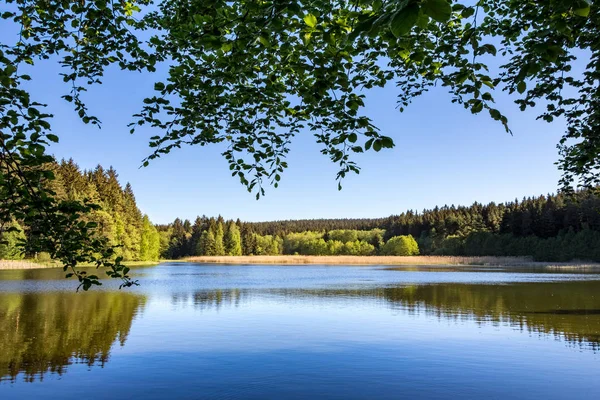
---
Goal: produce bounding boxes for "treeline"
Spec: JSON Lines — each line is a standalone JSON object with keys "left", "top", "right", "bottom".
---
{"left": 7, "top": 161, "right": 597, "bottom": 263}
{"left": 157, "top": 216, "right": 243, "bottom": 259}
{"left": 159, "top": 217, "right": 419, "bottom": 258}
{"left": 247, "top": 218, "right": 388, "bottom": 236}
{"left": 161, "top": 189, "right": 600, "bottom": 262}
{"left": 0, "top": 159, "right": 160, "bottom": 261}
{"left": 384, "top": 190, "right": 600, "bottom": 262}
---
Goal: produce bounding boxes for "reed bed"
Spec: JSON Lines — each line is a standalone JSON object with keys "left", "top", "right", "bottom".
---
{"left": 4, "top": 256, "right": 598, "bottom": 270}
{"left": 183, "top": 255, "right": 600, "bottom": 268}
{"left": 0, "top": 260, "right": 163, "bottom": 270}
{"left": 0, "top": 260, "right": 59, "bottom": 270}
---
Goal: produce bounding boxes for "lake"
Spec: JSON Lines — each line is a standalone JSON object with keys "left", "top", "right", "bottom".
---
{"left": 1, "top": 263, "right": 599, "bottom": 399}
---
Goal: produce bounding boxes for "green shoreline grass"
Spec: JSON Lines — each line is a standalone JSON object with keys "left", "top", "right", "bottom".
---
{"left": 3, "top": 255, "right": 600, "bottom": 270}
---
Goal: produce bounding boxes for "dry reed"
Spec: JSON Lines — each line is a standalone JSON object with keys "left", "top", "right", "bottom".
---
{"left": 0, "top": 259, "right": 59, "bottom": 270}
{"left": 3, "top": 256, "right": 598, "bottom": 270}
{"left": 183, "top": 255, "right": 600, "bottom": 268}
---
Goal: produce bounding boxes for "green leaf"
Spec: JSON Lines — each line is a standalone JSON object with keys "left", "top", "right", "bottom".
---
{"left": 416, "top": 13, "right": 430, "bottom": 29}
{"left": 489, "top": 109, "right": 502, "bottom": 120}
{"left": 302, "top": 32, "right": 312, "bottom": 45}
{"left": 346, "top": 100, "right": 360, "bottom": 111}
{"left": 390, "top": 4, "right": 420, "bottom": 38}
{"left": 304, "top": 14, "right": 317, "bottom": 28}
{"left": 380, "top": 137, "right": 394, "bottom": 148}
{"left": 517, "top": 81, "right": 526, "bottom": 94}
{"left": 481, "top": 79, "right": 495, "bottom": 89}
{"left": 373, "top": 140, "right": 382, "bottom": 152}
{"left": 461, "top": 7, "right": 475, "bottom": 18}
{"left": 46, "top": 134, "right": 59, "bottom": 143}
{"left": 422, "top": 0, "right": 452, "bottom": 23}
{"left": 574, "top": 5, "right": 590, "bottom": 17}
{"left": 349, "top": 15, "right": 377, "bottom": 40}
{"left": 258, "top": 35, "right": 269, "bottom": 47}
{"left": 221, "top": 42, "right": 233, "bottom": 52}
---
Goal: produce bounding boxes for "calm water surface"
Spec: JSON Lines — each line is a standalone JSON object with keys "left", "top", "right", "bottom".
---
{"left": 1, "top": 263, "right": 599, "bottom": 399}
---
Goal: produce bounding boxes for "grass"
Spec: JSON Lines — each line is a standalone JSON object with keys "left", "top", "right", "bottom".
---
{"left": 183, "top": 255, "right": 600, "bottom": 268}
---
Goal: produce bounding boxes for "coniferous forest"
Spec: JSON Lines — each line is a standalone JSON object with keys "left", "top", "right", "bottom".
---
{"left": 3, "top": 162, "right": 600, "bottom": 263}
{"left": 0, "top": 160, "right": 160, "bottom": 262}
{"left": 159, "top": 190, "right": 600, "bottom": 262}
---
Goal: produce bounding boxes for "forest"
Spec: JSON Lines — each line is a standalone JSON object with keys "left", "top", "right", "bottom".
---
{"left": 1, "top": 0, "right": 598, "bottom": 286}
{"left": 3, "top": 161, "right": 600, "bottom": 263}
{"left": 160, "top": 190, "right": 600, "bottom": 262}
{"left": 158, "top": 221, "right": 419, "bottom": 259}
{"left": 0, "top": 160, "right": 161, "bottom": 262}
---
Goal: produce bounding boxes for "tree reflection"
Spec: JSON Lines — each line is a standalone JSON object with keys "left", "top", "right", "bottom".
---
{"left": 171, "top": 288, "right": 246, "bottom": 311}
{"left": 181, "top": 280, "right": 600, "bottom": 350}
{"left": 0, "top": 292, "right": 146, "bottom": 382}
{"left": 3, "top": 279, "right": 598, "bottom": 383}
{"left": 377, "top": 280, "right": 600, "bottom": 348}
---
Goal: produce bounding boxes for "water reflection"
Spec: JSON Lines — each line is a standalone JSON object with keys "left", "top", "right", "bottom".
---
{"left": 171, "top": 288, "right": 247, "bottom": 311}
{"left": 379, "top": 281, "right": 600, "bottom": 349}
{"left": 2, "top": 265, "right": 600, "bottom": 387}
{"left": 171, "top": 280, "right": 600, "bottom": 350}
{"left": 0, "top": 292, "right": 146, "bottom": 382}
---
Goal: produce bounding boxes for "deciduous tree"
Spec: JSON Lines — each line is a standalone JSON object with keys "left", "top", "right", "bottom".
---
{"left": 1, "top": 0, "right": 598, "bottom": 287}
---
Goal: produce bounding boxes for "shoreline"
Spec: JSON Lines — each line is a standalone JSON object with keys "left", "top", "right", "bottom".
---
{"left": 182, "top": 255, "right": 600, "bottom": 269}
{"left": 2, "top": 256, "right": 600, "bottom": 270}
{"left": 0, "top": 260, "right": 162, "bottom": 270}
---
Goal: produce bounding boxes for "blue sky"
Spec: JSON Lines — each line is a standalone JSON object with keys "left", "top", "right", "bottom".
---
{"left": 20, "top": 55, "right": 566, "bottom": 224}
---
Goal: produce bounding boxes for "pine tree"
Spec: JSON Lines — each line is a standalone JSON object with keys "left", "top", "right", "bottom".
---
{"left": 214, "top": 222, "right": 225, "bottom": 256}
{"left": 189, "top": 217, "right": 204, "bottom": 256}
{"left": 183, "top": 219, "right": 192, "bottom": 234}
{"left": 224, "top": 221, "right": 242, "bottom": 256}
{"left": 58, "top": 158, "right": 88, "bottom": 200}
{"left": 168, "top": 218, "right": 186, "bottom": 258}
{"left": 240, "top": 224, "right": 256, "bottom": 255}
{"left": 198, "top": 230, "right": 217, "bottom": 256}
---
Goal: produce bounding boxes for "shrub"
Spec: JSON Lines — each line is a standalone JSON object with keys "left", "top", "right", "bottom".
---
{"left": 382, "top": 235, "right": 419, "bottom": 256}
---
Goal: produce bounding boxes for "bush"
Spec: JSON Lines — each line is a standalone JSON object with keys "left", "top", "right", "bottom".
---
{"left": 283, "top": 231, "right": 323, "bottom": 254}
{"left": 341, "top": 240, "right": 375, "bottom": 256}
{"left": 254, "top": 234, "right": 283, "bottom": 255}
{"left": 382, "top": 235, "right": 419, "bottom": 256}
{"left": 328, "top": 230, "right": 358, "bottom": 243}
{"left": 327, "top": 229, "right": 385, "bottom": 248}
{"left": 35, "top": 252, "right": 53, "bottom": 262}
